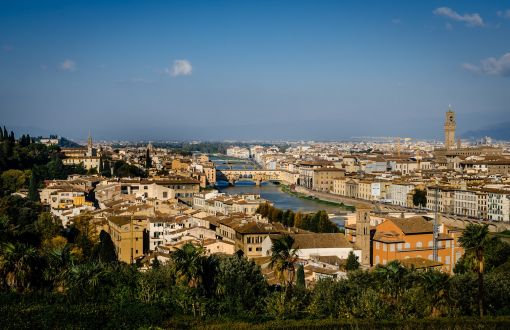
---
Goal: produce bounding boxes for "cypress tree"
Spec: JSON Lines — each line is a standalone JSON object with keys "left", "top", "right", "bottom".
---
{"left": 98, "top": 230, "right": 117, "bottom": 263}
{"left": 296, "top": 264, "right": 305, "bottom": 289}
{"left": 102, "top": 160, "right": 111, "bottom": 177}
{"left": 28, "top": 170, "right": 40, "bottom": 202}
{"left": 145, "top": 148, "right": 152, "bottom": 169}
{"left": 152, "top": 256, "right": 160, "bottom": 269}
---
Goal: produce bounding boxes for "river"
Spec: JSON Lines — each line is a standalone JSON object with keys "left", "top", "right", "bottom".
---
{"left": 217, "top": 182, "right": 349, "bottom": 228}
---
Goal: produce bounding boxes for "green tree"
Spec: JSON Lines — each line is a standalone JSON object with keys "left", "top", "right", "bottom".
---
{"left": 413, "top": 189, "right": 427, "bottom": 208}
{"left": 0, "top": 195, "right": 41, "bottom": 245}
{"left": 145, "top": 148, "right": 152, "bottom": 169}
{"left": 346, "top": 251, "right": 360, "bottom": 271}
{"left": 151, "top": 256, "right": 160, "bottom": 269}
{"left": 171, "top": 242, "right": 206, "bottom": 287}
{"left": 294, "top": 211, "right": 303, "bottom": 228}
{"left": 373, "top": 260, "right": 409, "bottom": 304}
{"left": 269, "top": 235, "right": 299, "bottom": 286}
{"left": 97, "top": 230, "right": 117, "bottom": 263}
{"left": 36, "top": 212, "right": 61, "bottom": 242}
{"left": 101, "top": 160, "right": 112, "bottom": 177}
{"left": 43, "top": 244, "right": 76, "bottom": 292}
{"left": 0, "top": 242, "right": 39, "bottom": 291}
{"left": 420, "top": 269, "right": 450, "bottom": 317}
{"left": 1, "top": 169, "right": 29, "bottom": 194}
{"left": 296, "top": 264, "right": 305, "bottom": 289}
{"left": 215, "top": 255, "right": 268, "bottom": 315}
{"left": 458, "top": 223, "right": 490, "bottom": 317}
{"left": 28, "top": 170, "right": 40, "bottom": 202}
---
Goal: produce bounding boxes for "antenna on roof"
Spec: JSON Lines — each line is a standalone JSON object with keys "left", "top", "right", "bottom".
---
{"left": 433, "top": 187, "right": 439, "bottom": 262}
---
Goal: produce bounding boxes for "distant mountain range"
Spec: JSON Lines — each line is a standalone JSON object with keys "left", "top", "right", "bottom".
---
{"left": 462, "top": 122, "right": 510, "bottom": 141}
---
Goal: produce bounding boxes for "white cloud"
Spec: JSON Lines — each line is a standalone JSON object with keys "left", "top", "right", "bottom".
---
{"left": 60, "top": 59, "right": 76, "bottom": 71}
{"left": 166, "top": 59, "right": 192, "bottom": 76}
{"left": 463, "top": 53, "right": 510, "bottom": 77}
{"left": 433, "top": 7, "right": 484, "bottom": 27}
{"left": 497, "top": 10, "right": 510, "bottom": 18}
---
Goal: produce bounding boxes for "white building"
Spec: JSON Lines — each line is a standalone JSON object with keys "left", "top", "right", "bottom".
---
{"left": 261, "top": 233, "right": 361, "bottom": 261}
{"left": 388, "top": 183, "right": 414, "bottom": 207}
{"left": 487, "top": 189, "right": 510, "bottom": 222}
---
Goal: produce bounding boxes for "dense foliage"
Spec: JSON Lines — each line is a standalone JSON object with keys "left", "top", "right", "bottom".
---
{"left": 412, "top": 189, "right": 427, "bottom": 208}
{"left": 0, "top": 126, "right": 87, "bottom": 197}
{"left": 1, "top": 192, "right": 510, "bottom": 327}
{"left": 112, "top": 160, "right": 147, "bottom": 178}
{"left": 256, "top": 202, "right": 340, "bottom": 233}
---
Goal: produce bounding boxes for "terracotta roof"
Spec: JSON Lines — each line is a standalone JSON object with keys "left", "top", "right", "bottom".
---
{"left": 386, "top": 216, "right": 433, "bottom": 234}
{"left": 271, "top": 233, "right": 355, "bottom": 249}
{"left": 234, "top": 221, "right": 285, "bottom": 234}
{"left": 400, "top": 257, "right": 443, "bottom": 269}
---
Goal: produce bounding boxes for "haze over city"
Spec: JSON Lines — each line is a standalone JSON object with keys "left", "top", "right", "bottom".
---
{"left": 1, "top": 0, "right": 509, "bottom": 141}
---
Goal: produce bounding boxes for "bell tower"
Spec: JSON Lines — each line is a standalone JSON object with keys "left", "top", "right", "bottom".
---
{"left": 356, "top": 206, "right": 372, "bottom": 266}
{"left": 444, "top": 107, "right": 456, "bottom": 150}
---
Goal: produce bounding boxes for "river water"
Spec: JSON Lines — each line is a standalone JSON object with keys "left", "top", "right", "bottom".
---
{"left": 210, "top": 155, "right": 350, "bottom": 227}
{"left": 218, "top": 182, "right": 349, "bottom": 228}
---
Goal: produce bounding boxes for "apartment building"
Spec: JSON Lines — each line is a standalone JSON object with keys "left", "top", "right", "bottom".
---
{"left": 108, "top": 216, "right": 149, "bottom": 263}
{"left": 312, "top": 167, "right": 345, "bottom": 192}
{"left": 487, "top": 189, "right": 510, "bottom": 222}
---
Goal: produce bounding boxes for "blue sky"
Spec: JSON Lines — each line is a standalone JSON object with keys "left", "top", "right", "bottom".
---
{"left": 1, "top": 0, "right": 509, "bottom": 141}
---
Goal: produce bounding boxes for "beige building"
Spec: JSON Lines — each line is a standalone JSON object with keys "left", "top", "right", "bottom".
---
{"left": 312, "top": 168, "right": 345, "bottom": 192}
{"left": 332, "top": 177, "right": 347, "bottom": 196}
{"left": 108, "top": 216, "right": 149, "bottom": 264}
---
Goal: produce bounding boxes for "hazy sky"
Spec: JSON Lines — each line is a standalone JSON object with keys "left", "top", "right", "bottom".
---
{"left": 1, "top": 0, "right": 509, "bottom": 141}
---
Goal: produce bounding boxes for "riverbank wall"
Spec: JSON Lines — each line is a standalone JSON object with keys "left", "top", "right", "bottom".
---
{"left": 292, "top": 186, "right": 374, "bottom": 210}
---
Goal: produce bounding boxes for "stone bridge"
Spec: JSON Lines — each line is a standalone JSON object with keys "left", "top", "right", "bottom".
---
{"left": 216, "top": 169, "right": 282, "bottom": 186}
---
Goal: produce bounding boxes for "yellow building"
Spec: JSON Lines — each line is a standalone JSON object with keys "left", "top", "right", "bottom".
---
{"left": 108, "top": 216, "right": 148, "bottom": 264}
{"left": 312, "top": 168, "right": 345, "bottom": 192}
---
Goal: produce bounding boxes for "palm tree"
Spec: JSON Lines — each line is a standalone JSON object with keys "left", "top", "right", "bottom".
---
{"left": 171, "top": 242, "right": 206, "bottom": 287}
{"left": 0, "top": 242, "right": 38, "bottom": 291}
{"left": 269, "top": 235, "right": 299, "bottom": 286}
{"left": 420, "top": 270, "right": 450, "bottom": 317}
{"left": 373, "top": 261, "right": 408, "bottom": 303}
{"left": 66, "top": 262, "right": 111, "bottom": 301}
{"left": 458, "top": 223, "right": 489, "bottom": 317}
{"left": 43, "top": 244, "right": 75, "bottom": 292}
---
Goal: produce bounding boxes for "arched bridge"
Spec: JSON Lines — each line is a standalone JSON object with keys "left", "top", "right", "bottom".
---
{"left": 216, "top": 169, "right": 282, "bottom": 186}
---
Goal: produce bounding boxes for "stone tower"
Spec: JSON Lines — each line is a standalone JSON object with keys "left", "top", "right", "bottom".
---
{"left": 356, "top": 206, "right": 372, "bottom": 266}
{"left": 86, "top": 130, "right": 96, "bottom": 157}
{"left": 444, "top": 107, "right": 456, "bottom": 150}
{"left": 87, "top": 130, "right": 93, "bottom": 149}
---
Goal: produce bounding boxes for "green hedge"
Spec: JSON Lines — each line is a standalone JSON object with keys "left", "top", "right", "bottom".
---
{"left": 196, "top": 317, "right": 510, "bottom": 330}
{"left": 0, "top": 302, "right": 171, "bottom": 329}
{"left": 2, "top": 301, "right": 510, "bottom": 330}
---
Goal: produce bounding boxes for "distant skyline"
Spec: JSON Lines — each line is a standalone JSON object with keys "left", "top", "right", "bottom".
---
{"left": 1, "top": 0, "right": 509, "bottom": 140}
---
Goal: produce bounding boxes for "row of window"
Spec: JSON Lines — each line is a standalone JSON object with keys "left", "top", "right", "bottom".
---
{"left": 374, "top": 254, "right": 456, "bottom": 265}
{"left": 375, "top": 240, "right": 450, "bottom": 251}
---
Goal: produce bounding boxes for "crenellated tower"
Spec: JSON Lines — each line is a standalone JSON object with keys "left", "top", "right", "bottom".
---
{"left": 444, "top": 107, "right": 456, "bottom": 150}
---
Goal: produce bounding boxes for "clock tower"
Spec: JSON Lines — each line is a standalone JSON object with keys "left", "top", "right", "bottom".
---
{"left": 444, "top": 107, "right": 456, "bottom": 150}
